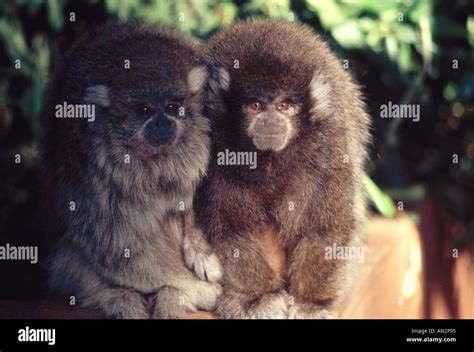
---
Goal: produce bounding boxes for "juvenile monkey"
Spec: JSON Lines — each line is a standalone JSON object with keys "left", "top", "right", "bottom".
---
{"left": 41, "top": 22, "right": 221, "bottom": 319}
{"left": 195, "top": 19, "right": 371, "bottom": 318}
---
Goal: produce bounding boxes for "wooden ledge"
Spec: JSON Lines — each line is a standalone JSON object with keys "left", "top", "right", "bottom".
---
{"left": 0, "top": 215, "right": 425, "bottom": 319}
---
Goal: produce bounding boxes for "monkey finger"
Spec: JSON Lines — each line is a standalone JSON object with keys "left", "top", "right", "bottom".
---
{"left": 288, "top": 303, "right": 333, "bottom": 320}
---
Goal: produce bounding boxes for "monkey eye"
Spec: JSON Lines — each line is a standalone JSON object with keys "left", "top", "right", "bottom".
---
{"left": 277, "top": 101, "right": 291, "bottom": 112}
{"left": 248, "top": 101, "right": 263, "bottom": 114}
{"left": 164, "top": 101, "right": 182, "bottom": 115}
{"left": 135, "top": 104, "right": 155, "bottom": 119}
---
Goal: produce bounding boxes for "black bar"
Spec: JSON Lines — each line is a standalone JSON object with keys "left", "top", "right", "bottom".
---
{"left": 0, "top": 319, "right": 472, "bottom": 351}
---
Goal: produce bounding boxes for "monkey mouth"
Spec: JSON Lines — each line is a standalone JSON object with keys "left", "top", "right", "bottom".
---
{"left": 253, "top": 134, "right": 288, "bottom": 152}
{"left": 127, "top": 136, "right": 178, "bottom": 160}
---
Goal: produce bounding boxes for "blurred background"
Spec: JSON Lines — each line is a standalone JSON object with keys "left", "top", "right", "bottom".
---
{"left": 0, "top": 0, "right": 472, "bottom": 318}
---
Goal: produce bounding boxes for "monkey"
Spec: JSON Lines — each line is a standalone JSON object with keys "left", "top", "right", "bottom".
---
{"left": 40, "top": 22, "right": 222, "bottom": 319}
{"left": 194, "top": 18, "right": 371, "bottom": 319}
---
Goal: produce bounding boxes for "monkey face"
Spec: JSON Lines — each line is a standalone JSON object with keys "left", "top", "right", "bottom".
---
{"left": 242, "top": 95, "right": 301, "bottom": 152}
{"left": 126, "top": 91, "right": 187, "bottom": 154}
{"left": 84, "top": 66, "right": 208, "bottom": 159}
{"left": 141, "top": 101, "right": 180, "bottom": 146}
{"left": 205, "top": 19, "right": 354, "bottom": 158}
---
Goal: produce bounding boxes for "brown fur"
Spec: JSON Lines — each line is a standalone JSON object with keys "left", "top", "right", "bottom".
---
{"left": 259, "top": 225, "right": 286, "bottom": 282}
{"left": 195, "top": 18, "right": 371, "bottom": 318}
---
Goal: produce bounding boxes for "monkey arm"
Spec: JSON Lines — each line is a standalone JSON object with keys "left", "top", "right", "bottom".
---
{"left": 279, "top": 158, "right": 362, "bottom": 319}
{"left": 286, "top": 228, "right": 356, "bottom": 319}
{"left": 287, "top": 229, "right": 353, "bottom": 303}
{"left": 285, "top": 191, "right": 359, "bottom": 319}
{"left": 182, "top": 210, "right": 222, "bottom": 283}
{"left": 210, "top": 233, "right": 290, "bottom": 319}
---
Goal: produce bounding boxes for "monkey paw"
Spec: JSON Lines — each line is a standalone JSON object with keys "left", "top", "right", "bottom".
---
{"left": 101, "top": 289, "right": 150, "bottom": 319}
{"left": 288, "top": 303, "right": 333, "bottom": 319}
{"left": 183, "top": 236, "right": 222, "bottom": 283}
{"left": 247, "top": 291, "right": 290, "bottom": 319}
{"left": 191, "top": 281, "right": 223, "bottom": 311}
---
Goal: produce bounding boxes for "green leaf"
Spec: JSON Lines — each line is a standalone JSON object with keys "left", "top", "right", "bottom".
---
{"left": 395, "top": 24, "right": 418, "bottom": 44}
{"left": 30, "top": 34, "right": 49, "bottom": 120}
{"left": 265, "top": 0, "right": 291, "bottom": 18}
{"left": 468, "top": 16, "right": 474, "bottom": 45}
{"left": 385, "top": 36, "right": 398, "bottom": 61}
{"left": 408, "top": 0, "right": 433, "bottom": 23}
{"left": 0, "top": 19, "right": 33, "bottom": 75}
{"left": 47, "top": 0, "right": 64, "bottom": 31}
{"left": 365, "top": 28, "right": 382, "bottom": 50}
{"left": 306, "top": 0, "right": 349, "bottom": 29}
{"left": 243, "top": 0, "right": 291, "bottom": 18}
{"left": 357, "top": 0, "right": 397, "bottom": 14}
{"left": 443, "top": 82, "right": 458, "bottom": 101}
{"left": 397, "top": 42, "right": 413, "bottom": 73}
{"left": 105, "top": 0, "right": 134, "bottom": 18}
{"left": 419, "top": 15, "right": 434, "bottom": 66}
{"left": 218, "top": 2, "right": 238, "bottom": 25}
{"left": 380, "top": 8, "right": 398, "bottom": 23}
{"left": 331, "top": 20, "right": 365, "bottom": 48}
{"left": 359, "top": 17, "right": 377, "bottom": 32}
{"left": 137, "top": 0, "right": 172, "bottom": 23}
{"left": 364, "top": 175, "right": 397, "bottom": 218}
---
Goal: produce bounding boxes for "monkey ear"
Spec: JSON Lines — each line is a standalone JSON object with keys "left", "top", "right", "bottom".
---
{"left": 309, "top": 71, "right": 332, "bottom": 119}
{"left": 208, "top": 66, "right": 230, "bottom": 95}
{"left": 83, "top": 84, "right": 111, "bottom": 108}
{"left": 216, "top": 67, "right": 230, "bottom": 91}
{"left": 187, "top": 66, "right": 208, "bottom": 93}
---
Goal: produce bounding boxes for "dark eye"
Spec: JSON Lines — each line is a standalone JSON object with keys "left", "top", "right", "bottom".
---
{"left": 248, "top": 101, "right": 263, "bottom": 114}
{"left": 164, "top": 101, "right": 181, "bottom": 115}
{"left": 277, "top": 101, "right": 291, "bottom": 112}
{"left": 136, "top": 104, "right": 155, "bottom": 118}
{"left": 278, "top": 100, "right": 300, "bottom": 115}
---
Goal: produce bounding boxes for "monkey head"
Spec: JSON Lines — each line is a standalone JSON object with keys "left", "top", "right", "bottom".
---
{"left": 205, "top": 19, "right": 345, "bottom": 154}
{"left": 233, "top": 84, "right": 304, "bottom": 152}
{"left": 50, "top": 23, "right": 210, "bottom": 164}
{"left": 82, "top": 29, "right": 208, "bottom": 160}
{"left": 85, "top": 64, "right": 209, "bottom": 159}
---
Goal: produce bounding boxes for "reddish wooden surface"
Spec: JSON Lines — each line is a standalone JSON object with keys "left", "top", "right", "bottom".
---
{"left": 0, "top": 212, "right": 472, "bottom": 319}
{"left": 0, "top": 300, "right": 104, "bottom": 319}
{"left": 0, "top": 300, "right": 214, "bottom": 319}
{"left": 338, "top": 215, "right": 423, "bottom": 318}
{"left": 412, "top": 199, "right": 474, "bottom": 319}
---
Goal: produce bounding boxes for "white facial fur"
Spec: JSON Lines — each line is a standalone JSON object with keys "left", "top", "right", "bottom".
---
{"left": 309, "top": 71, "right": 332, "bottom": 120}
{"left": 247, "top": 110, "right": 294, "bottom": 152}
{"left": 83, "top": 84, "right": 111, "bottom": 107}
{"left": 187, "top": 66, "right": 208, "bottom": 93}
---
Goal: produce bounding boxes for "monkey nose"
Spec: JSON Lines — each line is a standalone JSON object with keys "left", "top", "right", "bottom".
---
{"left": 261, "top": 118, "right": 288, "bottom": 134}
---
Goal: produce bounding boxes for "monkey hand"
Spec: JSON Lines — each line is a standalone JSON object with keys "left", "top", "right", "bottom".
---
{"left": 92, "top": 287, "right": 151, "bottom": 319}
{"left": 183, "top": 227, "right": 222, "bottom": 283}
{"left": 246, "top": 291, "right": 290, "bottom": 319}
{"left": 288, "top": 302, "right": 333, "bottom": 319}
{"left": 215, "top": 290, "right": 290, "bottom": 319}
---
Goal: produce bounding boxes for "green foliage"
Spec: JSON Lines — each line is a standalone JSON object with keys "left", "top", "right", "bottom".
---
{"left": 307, "top": 0, "right": 433, "bottom": 73}
{"left": 0, "top": 0, "right": 473, "bottom": 225}
{"left": 364, "top": 175, "right": 396, "bottom": 218}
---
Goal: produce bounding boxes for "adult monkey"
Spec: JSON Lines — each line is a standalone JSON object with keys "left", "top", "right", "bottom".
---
{"left": 42, "top": 22, "right": 222, "bottom": 319}
{"left": 196, "top": 19, "right": 371, "bottom": 319}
